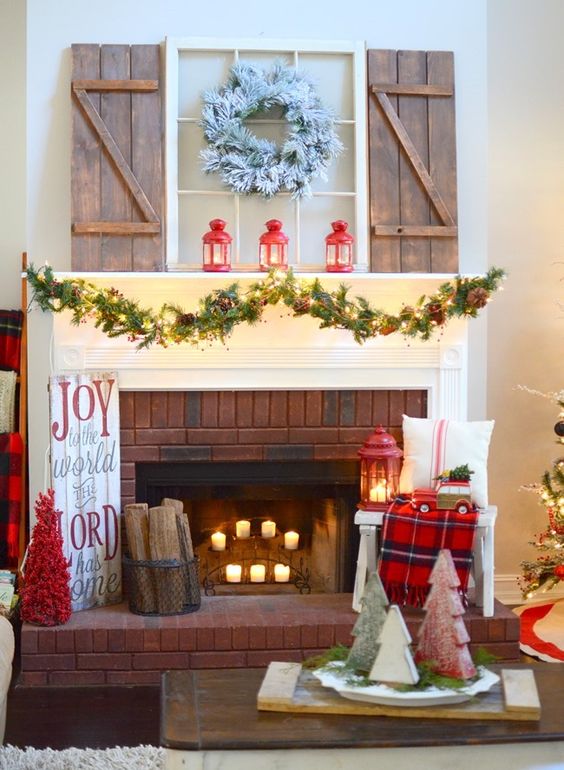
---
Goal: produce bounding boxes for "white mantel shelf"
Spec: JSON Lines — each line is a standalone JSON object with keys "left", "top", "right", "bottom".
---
{"left": 42, "top": 270, "right": 472, "bottom": 421}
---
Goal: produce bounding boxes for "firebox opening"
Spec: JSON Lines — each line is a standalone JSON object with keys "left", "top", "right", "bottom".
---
{"left": 135, "top": 460, "right": 360, "bottom": 594}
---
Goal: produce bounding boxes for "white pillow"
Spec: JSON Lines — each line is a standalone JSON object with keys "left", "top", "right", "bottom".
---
{"left": 399, "top": 415, "right": 495, "bottom": 509}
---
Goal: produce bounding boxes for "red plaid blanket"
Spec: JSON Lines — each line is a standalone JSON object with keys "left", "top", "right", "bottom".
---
{"left": 378, "top": 496, "right": 478, "bottom": 607}
{"left": 0, "top": 432, "right": 23, "bottom": 568}
{"left": 0, "top": 310, "right": 23, "bottom": 372}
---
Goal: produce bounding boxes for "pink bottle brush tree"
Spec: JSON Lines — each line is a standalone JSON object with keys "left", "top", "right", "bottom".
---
{"left": 415, "top": 549, "right": 476, "bottom": 679}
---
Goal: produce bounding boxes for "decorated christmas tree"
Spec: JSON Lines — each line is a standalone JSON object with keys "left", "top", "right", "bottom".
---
{"left": 415, "top": 549, "right": 476, "bottom": 679}
{"left": 347, "top": 571, "right": 388, "bottom": 672}
{"left": 20, "top": 489, "right": 72, "bottom": 626}
{"left": 520, "top": 388, "right": 564, "bottom": 596}
{"left": 369, "top": 605, "right": 419, "bottom": 685}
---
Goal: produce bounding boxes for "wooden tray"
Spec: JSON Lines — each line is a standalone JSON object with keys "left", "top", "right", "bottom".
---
{"left": 257, "top": 663, "right": 541, "bottom": 721}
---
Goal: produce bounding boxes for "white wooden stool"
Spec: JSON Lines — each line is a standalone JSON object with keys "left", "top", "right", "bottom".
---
{"left": 352, "top": 506, "right": 497, "bottom": 617}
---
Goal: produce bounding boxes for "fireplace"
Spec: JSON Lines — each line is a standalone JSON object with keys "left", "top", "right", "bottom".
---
{"left": 136, "top": 459, "right": 360, "bottom": 594}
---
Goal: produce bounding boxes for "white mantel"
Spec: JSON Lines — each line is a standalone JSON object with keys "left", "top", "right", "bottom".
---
{"left": 50, "top": 271, "right": 470, "bottom": 420}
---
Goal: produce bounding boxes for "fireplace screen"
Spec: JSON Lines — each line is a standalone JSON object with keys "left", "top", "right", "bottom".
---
{"left": 135, "top": 460, "right": 359, "bottom": 595}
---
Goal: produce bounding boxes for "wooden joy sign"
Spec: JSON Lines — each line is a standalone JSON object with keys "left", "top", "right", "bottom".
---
{"left": 50, "top": 372, "right": 121, "bottom": 611}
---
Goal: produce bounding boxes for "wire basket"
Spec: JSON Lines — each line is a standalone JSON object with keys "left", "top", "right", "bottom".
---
{"left": 123, "top": 555, "right": 200, "bottom": 616}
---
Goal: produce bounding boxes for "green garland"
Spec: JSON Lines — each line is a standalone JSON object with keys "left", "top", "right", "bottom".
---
{"left": 26, "top": 265, "right": 506, "bottom": 350}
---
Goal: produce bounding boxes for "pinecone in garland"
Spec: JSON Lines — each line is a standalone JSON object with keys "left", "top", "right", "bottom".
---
{"left": 293, "top": 297, "right": 311, "bottom": 314}
{"left": 215, "top": 296, "right": 234, "bottom": 313}
{"left": 177, "top": 312, "right": 196, "bottom": 327}
{"left": 379, "top": 323, "right": 397, "bottom": 336}
{"left": 466, "top": 287, "right": 489, "bottom": 309}
{"left": 427, "top": 302, "right": 445, "bottom": 325}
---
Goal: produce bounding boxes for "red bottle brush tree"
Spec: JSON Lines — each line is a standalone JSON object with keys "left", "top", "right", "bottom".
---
{"left": 20, "top": 489, "right": 72, "bottom": 626}
{"left": 415, "top": 549, "right": 476, "bottom": 679}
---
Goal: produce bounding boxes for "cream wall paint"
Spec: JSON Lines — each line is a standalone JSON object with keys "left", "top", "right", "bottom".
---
{"left": 488, "top": 0, "right": 564, "bottom": 580}
{"left": 0, "top": 0, "right": 26, "bottom": 309}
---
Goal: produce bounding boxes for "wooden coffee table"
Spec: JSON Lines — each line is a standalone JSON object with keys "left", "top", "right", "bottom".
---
{"left": 161, "top": 665, "right": 564, "bottom": 770}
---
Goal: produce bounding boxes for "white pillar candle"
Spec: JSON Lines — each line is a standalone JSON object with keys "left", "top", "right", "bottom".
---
{"left": 369, "top": 481, "right": 387, "bottom": 503}
{"left": 284, "top": 530, "right": 299, "bottom": 550}
{"left": 250, "top": 564, "right": 266, "bottom": 583}
{"left": 211, "top": 531, "right": 226, "bottom": 551}
{"left": 261, "top": 520, "right": 276, "bottom": 538}
{"left": 274, "top": 563, "right": 290, "bottom": 583}
{"left": 236, "top": 520, "right": 251, "bottom": 539}
{"left": 225, "top": 564, "right": 242, "bottom": 583}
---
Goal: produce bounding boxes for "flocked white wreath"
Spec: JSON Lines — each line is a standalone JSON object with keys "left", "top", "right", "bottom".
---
{"left": 199, "top": 62, "right": 343, "bottom": 199}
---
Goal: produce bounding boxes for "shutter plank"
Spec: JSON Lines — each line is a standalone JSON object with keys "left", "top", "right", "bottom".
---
{"left": 368, "top": 50, "right": 401, "bottom": 272}
{"left": 131, "top": 45, "right": 163, "bottom": 271}
{"left": 397, "top": 50, "right": 431, "bottom": 272}
{"left": 71, "top": 44, "right": 101, "bottom": 270}
{"left": 428, "top": 51, "right": 458, "bottom": 272}
{"left": 101, "top": 45, "right": 132, "bottom": 271}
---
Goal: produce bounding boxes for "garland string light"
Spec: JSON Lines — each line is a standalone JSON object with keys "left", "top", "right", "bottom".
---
{"left": 26, "top": 265, "right": 506, "bottom": 350}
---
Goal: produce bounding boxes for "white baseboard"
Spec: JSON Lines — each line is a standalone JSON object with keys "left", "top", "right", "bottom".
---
{"left": 494, "top": 574, "right": 564, "bottom": 606}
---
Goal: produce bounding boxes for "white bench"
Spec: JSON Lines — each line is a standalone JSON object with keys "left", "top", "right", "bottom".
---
{"left": 352, "top": 506, "right": 497, "bottom": 617}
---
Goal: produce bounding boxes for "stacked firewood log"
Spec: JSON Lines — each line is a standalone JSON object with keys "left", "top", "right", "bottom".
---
{"left": 124, "top": 498, "right": 196, "bottom": 613}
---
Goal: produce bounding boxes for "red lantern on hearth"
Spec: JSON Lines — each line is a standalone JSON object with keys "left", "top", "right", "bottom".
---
{"left": 325, "top": 220, "right": 354, "bottom": 272}
{"left": 202, "top": 219, "right": 232, "bottom": 272}
{"left": 259, "top": 219, "right": 288, "bottom": 271}
{"left": 358, "top": 426, "right": 403, "bottom": 511}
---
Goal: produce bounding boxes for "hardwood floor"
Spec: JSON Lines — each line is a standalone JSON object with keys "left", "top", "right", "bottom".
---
{"left": 6, "top": 660, "right": 160, "bottom": 749}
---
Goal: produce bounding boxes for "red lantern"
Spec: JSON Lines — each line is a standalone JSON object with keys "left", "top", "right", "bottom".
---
{"left": 358, "top": 426, "right": 403, "bottom": 511}
{"left": 259, "top": 219, "right": 288, "bottom": 271}
{"left": 325, "top": 220, "right": 354, "bottom": 272}
{"left": 202, "top": 219, "right": 232, "bottom": 272}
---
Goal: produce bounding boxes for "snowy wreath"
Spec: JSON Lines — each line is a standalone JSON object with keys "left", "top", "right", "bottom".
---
{"left": 199, "top": 62, "right": 343, "bottom": 199}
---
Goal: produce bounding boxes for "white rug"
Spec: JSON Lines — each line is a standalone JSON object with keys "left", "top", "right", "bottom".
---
{"left": 0, "top": 744, "right": 165, "bottom": 769}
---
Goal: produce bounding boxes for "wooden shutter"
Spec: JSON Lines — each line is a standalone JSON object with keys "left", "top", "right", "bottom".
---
{"left": 71, "top": 44, "right": 164, "bottom": 271}
{"left": 368, "top": 50, "right": 458, "bottom": 273}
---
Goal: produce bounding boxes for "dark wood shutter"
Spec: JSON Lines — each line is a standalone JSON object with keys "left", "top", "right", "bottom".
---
{"left": 71, "top": 44, "right": 164, "bottom": 271}
{"left": 368, "top": 49, "right": 458, "bottom": 273}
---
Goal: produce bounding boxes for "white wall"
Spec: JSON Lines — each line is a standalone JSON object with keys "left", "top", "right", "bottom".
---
{"left": 0, "top": 0, "right": 26, "bottom": 309}
{"left": 488, "top": 0, "right": 564, "bottom": 583}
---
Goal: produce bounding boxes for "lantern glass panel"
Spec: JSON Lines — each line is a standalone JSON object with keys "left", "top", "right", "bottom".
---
{"left": 337, "top": 244, "right": 352, "bottom": 265}
{"left": 326, "top": 244, "right": 337, "bottom": 266}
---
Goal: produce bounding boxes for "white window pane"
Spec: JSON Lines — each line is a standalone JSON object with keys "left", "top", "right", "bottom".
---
{"left": 178, "top": 51, "right": 234, "bottom": 119}
{"left": 300, "top": 196, "right": 356, "bottom": 266}
{"left": 298, "top": 53, "right": 354, "bottom": 120}
{"left": 238, "top": 196, "right": 296, "bottom": 268}
{"left": 237, "top": 51, "right": 294, "bottom": 69}
{"left": 310, "top": 124, "right": 355, "bottom": 193}
{"left": 178, "top": 195, "right": 235, "bottom": 266}
{"left": 178, "top": 123, "right": 226, "bottom": 192}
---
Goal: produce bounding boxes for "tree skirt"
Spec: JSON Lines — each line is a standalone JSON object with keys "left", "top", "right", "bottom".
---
{"left": 0, "top": 744, "right": 164, "bottom": 769}
{"left": 513, "top": 598, "right": 564, "bottom": 662}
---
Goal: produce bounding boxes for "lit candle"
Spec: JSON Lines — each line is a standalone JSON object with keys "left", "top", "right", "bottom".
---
{"left": 261, "top": 520, "right": 276, "bottom": 538}
{"left": 225, "top": 564, "right": 242, "bottom": 583}
{"left": 236, "top": 520, "right": 251, "bottom": 539}
{"left": 211, "top": 531, "right": 226, "bottom": 551}
{"left": 369, "top": 481, "right": 387, "bottom": 503}
{"left": 274, "top": 563, "right": 290, "bottom": 583}
{"left": 250, "top": 564, "right": 266, "bottom": 583}
{"left": 284, "top": 531, "right": 299, "bottom": 550}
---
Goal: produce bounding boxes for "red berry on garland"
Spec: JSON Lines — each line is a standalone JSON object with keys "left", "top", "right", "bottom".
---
{"left": 554, "top": 421, "right": 564, "bottom": 437}
{"left": 466, "top": 287, "right": 489, "bottom": 309}
{"left": 379, "top": 322, "right": 398, "bottom": 336}
{"left": 20, "top": 489, "right": 72, "bottom": 627}
{"left": 555, "top": 565, "right": 564, "bottom": 579}
{"left": 427, "top": 302, "right": 445, "bottom": 325}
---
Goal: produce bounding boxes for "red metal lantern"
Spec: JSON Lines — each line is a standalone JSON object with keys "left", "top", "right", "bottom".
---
{"left": 259, "top": 219, "right": 288, "bottom": 271}
{"left": 325, "top": 220, "right": 354, "bottom": 272}
{"left": 202, "top": 219, "right": 232, "bottom": 272}
{"left": 358, "top": 426, "right": 403, "bottom": 511}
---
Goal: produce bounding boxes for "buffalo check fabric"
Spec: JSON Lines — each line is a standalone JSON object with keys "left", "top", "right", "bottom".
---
{"left": 0, "top": 310, "right": 23, "bottom": 372}
{"left": 378, "top": 496, "right": 478, "bottom": 607}
{"left": 0, "top": 432, "right": 23, "bottom": 568}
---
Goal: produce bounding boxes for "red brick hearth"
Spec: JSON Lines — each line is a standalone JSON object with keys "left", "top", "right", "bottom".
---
{"left": 19, "top": 595, "right": 520, "bottom": 686}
